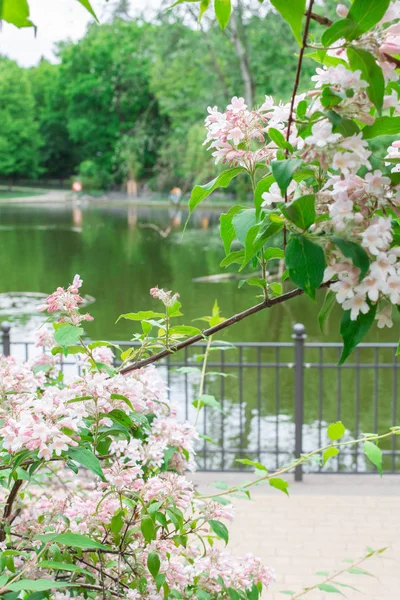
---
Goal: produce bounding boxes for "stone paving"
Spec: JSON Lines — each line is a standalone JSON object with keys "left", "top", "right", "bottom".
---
{"left": 190, "top": 474, "right": 400, "bottom": 600}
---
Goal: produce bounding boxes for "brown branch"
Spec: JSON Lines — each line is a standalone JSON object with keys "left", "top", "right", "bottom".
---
{"left": 309, "top": 12, "right": 332, "bottom": 27}
{"left": 286, "top": 0, "right": 316, "bottom": 147}
{"left": 0, "top": 479, "right": 23, "bottom": 542}
{"left": 283, "top": 0, "right": 315, "bottom": 246}
{"left": 120, "top": 281, "right": 332, "bottom": 375}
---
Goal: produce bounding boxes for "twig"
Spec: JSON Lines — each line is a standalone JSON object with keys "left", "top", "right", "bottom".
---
{"left": 120, "top": 281, "right": 332, "bottom": 374}
{"left": 286, "top": 0, "right": 316, "bottom": 148}
{"left": 198, "top": 429, "right": 398, "bottom": 499}
{"left": 290, "top": 548, "right": 386, "bottom": 599}
{"left": 283, "top": 0, "right": 315, "bottom": 246}
{"left": 0, "top": 479, "right": 23, "bottom": 542}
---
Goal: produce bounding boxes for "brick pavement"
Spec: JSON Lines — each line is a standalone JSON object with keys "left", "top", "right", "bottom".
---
{"left": 190, "top": 474, "right": 400, "bottom": 600}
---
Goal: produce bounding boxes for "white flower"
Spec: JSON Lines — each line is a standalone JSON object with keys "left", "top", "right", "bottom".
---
{"left": 376, "top": 305, "right": 393, "bottom": 329}
{"left": 332, "top": 151, "right": 359, "bottom": 174}
{"left": 382, "top": 273, "right": 400, "bottom": 304}
{"left": 343, "top": 294, "right": 370, "bottom": 320}
{"left": 365, "top": 170, "right": 391, "bottom": 194}
{"left": 331, "top": 279, "right": 354, "bottom": 304}
{"left": 305, "top": 121, "right": 341, "bottom": 148}
{"left": 355, "top": 274, "right": 384, "bottom": 303}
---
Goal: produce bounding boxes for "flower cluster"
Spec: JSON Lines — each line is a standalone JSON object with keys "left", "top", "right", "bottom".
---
{"left": 204, "top": 94, "right": 305, "bottom": 170}
{"left": 0, "top": 278, "right": 274, "bottom": 599}
{"left": 38, "top": 274, "right": 93, "bottom": 325}
{"left": 207, "top": 2, "right": 400, "bottom": 332}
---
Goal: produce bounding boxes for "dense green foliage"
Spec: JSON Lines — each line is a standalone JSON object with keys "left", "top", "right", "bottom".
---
{"left": 0, "top": 8, "right": 316, "bottom": 189}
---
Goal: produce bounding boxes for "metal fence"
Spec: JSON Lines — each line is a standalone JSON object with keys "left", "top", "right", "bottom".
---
{"left": 2, "top": 322, "right": 400, "bottom": 478}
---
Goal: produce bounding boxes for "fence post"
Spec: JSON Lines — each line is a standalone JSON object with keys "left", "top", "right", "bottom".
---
{"left": 293, "top": 323, "right": 306, "bottom": 482}
{"left": 1, "top": 322, "right": 11, "bottom": 356}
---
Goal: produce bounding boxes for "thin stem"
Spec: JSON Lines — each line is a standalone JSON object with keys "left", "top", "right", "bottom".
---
{"left": 0, "top": 479, "right": 23, "bottom": 542}
{"left": 194, "top": 335, "right": 213, "bottom": 427}
{"left": 290, "top": 548, "right": 385, "bottom": 599}
{"left": 198, "top": 429, "right": 397, "bottom": 499}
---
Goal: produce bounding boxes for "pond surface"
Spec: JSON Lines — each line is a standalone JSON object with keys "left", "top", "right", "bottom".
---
{"left": 0, "top": 200, "right": 399, "bottom": 471}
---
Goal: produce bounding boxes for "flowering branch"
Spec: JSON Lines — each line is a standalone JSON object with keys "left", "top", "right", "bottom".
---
{"left": 289, "top": 547, "right": 386, "bottom": 599}
{"left": 119, "top": 281, "right": 332, "bottom": 374}
{"left": 198, "top": 428, "right": 398, "bottom": 500}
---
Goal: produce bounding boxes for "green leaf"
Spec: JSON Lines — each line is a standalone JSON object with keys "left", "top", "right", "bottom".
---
{"left": 228, "top": 589, "right": 241, "bottom": 600}
{"left": 347, "top": 48, "right": 384, "bottom": 114}
{"left": 331, "top": 237, "right": 370, "bottom": 281}
{"left": 35, "top": 533, "right": 111, "bottom": 551}
{"left": 264, "top": 247, "right": 285, "bottom": 261}
{"left": 327, "top": 421, "right": 346, "bottom": 441}
{"left": 364, "top": 441, "right": 383, "bottom": 476}
{"left": 67, "top": 447, "right": 106, "bottom": 481}
{"left": 239, "top": 277, "right": 267, "bottom": 290}
{"left": 362, "top": 116, "right": 400, "bottom": 139}
{"left": 53, "top": 324, "right": 84, "bottom": 349}
{"left": 232, "top": 209, "right": 257, "bottom": 245}
{"left": 348, "top": 0, "right": 390, "bottom": 35}
{"left": 281, "top": 194, "right": 316, "bottom": 230}
{"left": 199, "top": 0, "right": 211, "bottom": 20}
{"left": 192, "top": 394, "right": 223, "bottom": 413}
{"left": 318, "top": 290, "right": 336, "bottom": 333}
{"left": 321, "top": 19, "right": 362, "bottom": 47}
{"left": 323, "top": 447, "right": 340, "bottom": 465}
{"left": 75, "top": 0, "right": 98, "bottom": 21}
{"left": 189, "top": 167, "right": 246, "bottom": 214}
{"left": 168, "top": 326, "right": 201, "bottom": 337}
{"left": 254, "top": 174, "right": 275, "bottom": 216}
{"left": 270, "top": 0, "right": 306, "bottom": 45}
{"left": 197, "top": 591, "right": 211, "bottom": 600}
{"left": 339, "top": 304, "right": 377, "bottom": 365}
{"left": 347, "top": 566, "right": 374, "bottom": 576}
{"left": 220, "top": 250, "right": 245, "bottom": 267}
{"left": 38, "top": 561, "right": 93, "bottom": 579}
{"left": 268, "top": 127, "right": 292, "bottom": 151}
{"left": 285, "top": 235, "right": 325, "bottom": 300}
{"left": 0, "top": 0, "right": 33, "bottom": 28}
{"left": 271, "top": 159, "right": 302, "bottom": 196}
{"left": 269, "top": 477, "right": 289, "bottom": 496}
{"left": 141, "top": 516, "right": 156, "bottom": 543}
{"left": 107, "top": 408, "right": 136, "bottom": 430}
{"left": 214, "top": 0, "right": 231, "bottom": 29}
{"left": 317, "top": 583, "right": 345, "bottom": 595}
{"left": 220, "top": 206, "right": 246, "bottom": 254}
{"left": 236, "top": 459, "right": 268, "bottom": 472}
{"left": 7, "top": 580, "right": 78, "bottom": 592}
{"left": 241, "top": 219, "right": 283, "bottom": 270}
{"left": 209, "top": 519, "right": 229, "bottom": 544}
{"left": 117, "top": 311, "right": 164, "bottom": 323}
{"left": 147, "top": 552, "right": 161, "bottom": 578}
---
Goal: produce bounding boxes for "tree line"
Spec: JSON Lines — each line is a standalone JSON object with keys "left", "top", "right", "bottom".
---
{"left": 0, "top": 4, "right": 319, "bottom": 192}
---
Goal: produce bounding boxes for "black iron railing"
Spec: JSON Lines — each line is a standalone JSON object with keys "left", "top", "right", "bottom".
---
{"left": 2, "top": 322, "right": 400, "bottom": 478}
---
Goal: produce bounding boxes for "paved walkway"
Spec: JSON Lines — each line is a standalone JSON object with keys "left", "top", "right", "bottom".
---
{"left": 190, "top": 474, "right": 400, "bottom": 600}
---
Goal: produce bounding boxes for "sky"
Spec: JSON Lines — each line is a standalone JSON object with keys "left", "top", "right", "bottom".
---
{"left": 0, "top": 0, "right": 161, "bottom": 67}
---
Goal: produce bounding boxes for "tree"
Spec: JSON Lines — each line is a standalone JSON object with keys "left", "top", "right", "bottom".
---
{"left": 0, "top": 57, "right": 41, "bottom": 178}
{"left": 57, "top": 20, "right": 168, "bottom": 185}
{"left": 29, "top": 59, "right": 78, "bottom": 178}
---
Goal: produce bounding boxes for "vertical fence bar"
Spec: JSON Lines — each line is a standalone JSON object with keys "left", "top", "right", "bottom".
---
{"left": 293, "top": 324, "right": 306, "bottom": 482}
{"left": 1, "top": 322, "right": 11, "bottom": 356}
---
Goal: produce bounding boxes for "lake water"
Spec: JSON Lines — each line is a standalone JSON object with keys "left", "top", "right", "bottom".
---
{"left": 0, "top": 200, "right": 399, "bottom": 471}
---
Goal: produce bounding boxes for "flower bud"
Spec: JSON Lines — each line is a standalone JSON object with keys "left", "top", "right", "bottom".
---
{"left": 336, "top": 4, "right": 349, "bottom": 17}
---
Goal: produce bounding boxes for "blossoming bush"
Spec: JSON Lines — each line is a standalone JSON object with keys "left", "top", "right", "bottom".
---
{"left": 189, "top": 0, "right": 400, "bottom": 363}
{"left": 0, "top": 276, "right": 277, "bottom": 599}
{"left": 0, "top": 276, "right": 395, "bottom": 599}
